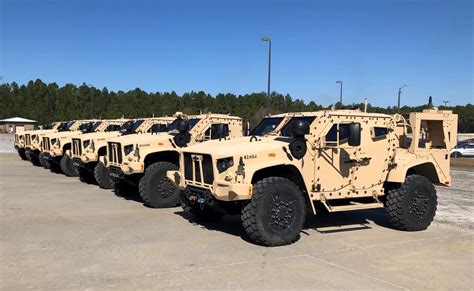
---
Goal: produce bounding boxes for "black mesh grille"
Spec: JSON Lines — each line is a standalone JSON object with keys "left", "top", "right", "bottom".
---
{"left": 183, "top": 153, "right": 214, "bottom": 184}
{"left": 72, "top": 138, "right": 82, "bottom": 156}
{"left": 108, "top": 142, "right": 122, "bottom": 164}
{"left": 184, "top": 153, "right": 193, "bottom": 181}
{"left": 43, "top": 137, "right": 50, "bottom": 151}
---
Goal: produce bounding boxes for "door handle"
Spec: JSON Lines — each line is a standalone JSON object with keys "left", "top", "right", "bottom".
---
{"left": 344, "top": 157, "right": 372, "bottom": 164}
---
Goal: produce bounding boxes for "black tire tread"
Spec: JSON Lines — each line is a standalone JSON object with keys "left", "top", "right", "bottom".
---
{"left": 94, "top": 162, "right": 113, "bottom": 189}
{"left": 60, "top": 155, "right": 78, "bottom": 177}
{"left": 139, "top": 161, "right": 180, "bottom": 208}
{"left": 386, "top": 174, "right": 437, "bottom": 231}
{"left": 241, "top": 176, "right": 305, "bottom": 247}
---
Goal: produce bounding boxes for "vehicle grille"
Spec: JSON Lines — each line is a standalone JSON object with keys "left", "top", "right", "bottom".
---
{"left": 108, "top": 142, "right": 122, "bottom": 164}
{"left": 25, "top": 134, "right": 31, "bottom": 146}
{"left": 43, "top": 137, "right": 50, "bottom": 151}
{"left": 72, "top": 138, "right": 82, "bottom": 157}
{"left": 183, "top": 153, "right": 214, "bottom": 185}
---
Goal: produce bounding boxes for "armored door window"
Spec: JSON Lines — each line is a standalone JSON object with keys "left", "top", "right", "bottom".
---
{"left": 211, "top": 124, "right": 229, "bottom": 139}
{"left": 148, "top": 124, "right": 167, "bottom": 134}
{"left": 371, "top": 127, "right": 389, "bottom": 141}
{"left": 324, "top": 123, "right": 352, "bottom": 146}
{"left": 106, "top": 124, "right": 121, "bottom": 132}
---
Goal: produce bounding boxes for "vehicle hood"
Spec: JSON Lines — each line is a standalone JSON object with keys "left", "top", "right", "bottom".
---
{"left": 183, "top": 136, "right": 291, "bottom": 158}
{"left": 25, "top": 129, "right": 57, "bottom": 136}
{"left": 108, "top": 132, "right": 172, "bottom": 146}
{"left": 77, "top": 131, "right": 121, "bottom": 142}
{"left": 45, "top": 130, "right": 82, "bottom": 139}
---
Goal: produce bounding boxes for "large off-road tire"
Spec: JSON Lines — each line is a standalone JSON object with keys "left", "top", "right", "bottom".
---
{"left": 60, "top": 155, "right": 78, "bottom": 177}
{"left": 17, "top": 149, "right": 28, "bottom": 160}
{"left": 39, "top": 152, "right": 50, "bottom": 169}
{"left": 113, "top": 178, "right": 139, "bottom": 198}
{"left": 77, "top": 167, "right": 96, "bottom": 184}
{"left": 386, "top": 174, "right": 437, "bottom": 231}
{"left": 27, "top": 151, "right": 42, "bottom": 167}
{"left": 139, "top": 162, "right": 180, "bottom": 208}
{"left": 241, "top": 177, "right": 306, "bottom": 247}
{"left": 94, "top": 162, "right": 113, "bottom": 189}
{"left": 180, "top": 199, "right": 224, "bottom": 222}
{"left": 49, "top": 159, "right": 63, "bottom": 174}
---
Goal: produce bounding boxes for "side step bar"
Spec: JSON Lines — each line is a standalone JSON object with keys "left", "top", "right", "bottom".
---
{"left": 321, "top": 200, "right": 384, "bottom": 213}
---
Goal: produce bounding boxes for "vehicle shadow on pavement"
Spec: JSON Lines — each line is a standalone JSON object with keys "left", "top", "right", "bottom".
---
{"left": 304, "top": 209, "right": 391, "bottom": 234}
{"left": 174, "top": 208, "right": 393, "bottom": 244}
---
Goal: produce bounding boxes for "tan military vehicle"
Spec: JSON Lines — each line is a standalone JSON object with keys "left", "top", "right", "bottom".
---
{"left": 70, "top": 117, "right": 174, "bottom": 188}
{"left": 105, "top": 113, "right": 242, "bottom": 208}
{"left": 42, "top": 119, "right": 128, "bottom": 176}
{"left": 14, "top": 121, "right": 62, "bottom": 162}
{"left": 175, "top": 109, "right": 457, "bottom": 246}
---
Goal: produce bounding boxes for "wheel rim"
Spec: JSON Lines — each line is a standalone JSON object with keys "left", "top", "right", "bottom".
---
{"left": 408, "top": 190, "right": 430, "bottom": 219}
{"left": 153, "top": 177, "right": 176, "bottom": 198}
{"left": 267, "top": 194, "right": 296, "bottom": 233}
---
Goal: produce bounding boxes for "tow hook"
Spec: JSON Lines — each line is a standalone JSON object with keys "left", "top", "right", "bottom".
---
{"left": 197, "top": 197, "right": 205, "bottom": 210}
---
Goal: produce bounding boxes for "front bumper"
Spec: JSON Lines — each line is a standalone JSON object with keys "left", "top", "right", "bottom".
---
{"left": 108, "top": 166, "right": 125, "bottom": 182}
{"left": 45, "top": 148, "right": 63, "bottom": 157}
{"left": 71, "top": 152, "right": 98, "bottom": 164}
{"left": 183, "top": 178, "right": 253, "bottom": 201}
{"left": 108, "top": 161, "right": 145, "bottom": 175}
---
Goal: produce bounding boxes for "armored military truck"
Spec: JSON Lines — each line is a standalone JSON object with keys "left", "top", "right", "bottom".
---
{"left": 70, "top": 117, "right": 173, "bottom": 188}
{"left": 175, "top": 109, "right": 457, "bottom": 246}
{"left": 14, "top": 121, "right": 62, "bottom": 162}
{"left": 105, "top": 113, "right": 242, "bottom": 208}
{"left": 42, "top": 119, "right": 128, "bottom": 176}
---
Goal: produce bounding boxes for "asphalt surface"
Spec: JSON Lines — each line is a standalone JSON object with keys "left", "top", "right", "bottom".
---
{"left": 0, "top": 153, "right": 473, "bottom": 290}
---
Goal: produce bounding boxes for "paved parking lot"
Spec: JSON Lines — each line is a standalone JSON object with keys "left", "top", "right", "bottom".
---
{"left": 0, "top": 153, "right": 473, "bottom": 289}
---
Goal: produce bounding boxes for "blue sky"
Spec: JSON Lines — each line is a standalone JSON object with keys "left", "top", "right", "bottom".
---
{"left": 1, "top": 0, "right": 472, "bottom": 107}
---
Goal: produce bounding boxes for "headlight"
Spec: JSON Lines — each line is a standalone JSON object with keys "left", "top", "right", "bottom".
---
{"left": 124, "top": 144, "right": 134, "bottom": 156}
{"left": 217, "top": 157, "right": 234, "bottom": 173}
{"left": 83, "top": 140, "right": 91, "bottom": 149}
{"left": 32, "top": 135, "right": 38, "bottom": 141}
{"left": 51, "top": 138, "right": 58, "bottom": 146}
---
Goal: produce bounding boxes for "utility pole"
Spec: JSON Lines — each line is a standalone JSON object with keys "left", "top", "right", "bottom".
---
{"left": 442, "top": 100, "right": 449, "bottom": 107}
{"left": 397, "top": 85, "right": 407, "bottom": 112}
{"left": 336, "top": 80, "right": 343, "bottom": 106}
{"left": 261, "top": 36, "right": 272, "bottom": 115}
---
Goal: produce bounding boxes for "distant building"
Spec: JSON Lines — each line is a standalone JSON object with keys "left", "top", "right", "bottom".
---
{"left": 0, "top": 117, "right": 37, "bottom": 134}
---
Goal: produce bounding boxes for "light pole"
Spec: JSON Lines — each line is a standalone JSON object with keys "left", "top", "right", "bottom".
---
{"left": 442, "top": 100, "right": 449, "bottom": 107}
{"left": 336, "top": 80, "right": 343, "bottom": 106}
{"left": 87, "top": 83, "right": 94, "bottom": 119}
{"left": 397, "top": 85, "right": 407, "bottom": 113}
{"left": 261, "top": 36, "right": 272, "bottom": 115}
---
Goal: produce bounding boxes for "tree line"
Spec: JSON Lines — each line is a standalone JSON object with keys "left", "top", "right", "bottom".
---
{"left": 0, "top": 79, "right": 473, "bottom": 132}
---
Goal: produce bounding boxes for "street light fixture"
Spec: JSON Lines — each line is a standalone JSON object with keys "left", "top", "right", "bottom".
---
{"left": 397, "top": 85, "right": 407, "bottom": 112}
{"left": 261, "top": 36, "right": 272, "bottom": 115}
{"left": 336, "top": 80, "right": 343, "bottom": 106}
{"left": 87, "top": 83, "right": 94, "bottom": 119}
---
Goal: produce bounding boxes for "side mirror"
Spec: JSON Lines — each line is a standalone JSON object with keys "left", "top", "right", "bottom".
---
{"left": 291, "top": 120, "right": 310, "bottom": 138}
{"left": 211, "top": 124, "right": 229, "bottom": 139}
{"left": 176, "top": 120, "right": 190, "bottom": 132}
{"left": 348, "top": 123, "right": 361, "bottom": 147}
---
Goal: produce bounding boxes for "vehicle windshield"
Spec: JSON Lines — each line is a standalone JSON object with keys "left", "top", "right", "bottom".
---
{"left": 65, "top": 121, "right": 76, "bottom": 130}
{"left": 280, "top": 116, "right": 316, "bottom": 137}
{"left": 250, "top": 117, "right": 284, "bottom": 136}
{"left": 120, "top": 120, "right": 144, "bottom": 133}
{"left": 90, "top": 121, "right": 102, "bottom": 131}
{"left": 165, "top": 118, "right": 201, "bottom": 132}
